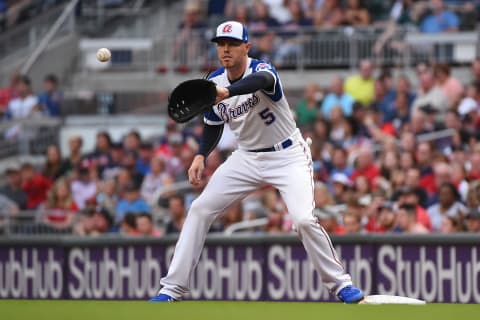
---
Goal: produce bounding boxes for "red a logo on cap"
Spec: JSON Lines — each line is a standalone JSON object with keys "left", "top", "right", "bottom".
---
{"left": 222, "top": 24, "right": 232, "bottom": 33}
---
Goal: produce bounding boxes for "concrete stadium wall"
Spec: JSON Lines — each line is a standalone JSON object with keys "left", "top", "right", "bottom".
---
{"left": 69, "top": 66, "right": 473, "bottom": 93}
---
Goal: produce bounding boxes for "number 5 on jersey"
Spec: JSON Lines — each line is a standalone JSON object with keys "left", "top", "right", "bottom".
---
{"left": 259, "top": 107, "right": 276, "bottom": 125}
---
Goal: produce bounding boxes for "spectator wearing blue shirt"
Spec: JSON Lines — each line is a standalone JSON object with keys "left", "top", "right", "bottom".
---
{"left": 396, "top": 74, "right": 416, "bottom": 108}
{"left": 328, "top": 147, "right": 354, "bottom": 193}
{"left": 321, "top": 76, "right": 354, "bottom": 118}
{"left": 136, "top": 142, "right": 153, "bottom": 175}
{"left": 38, "top": 74, "right": 62, "bottom": 117}
{"left": 390, "top": 92, "right": 412, "bottom": 130}
{"left": 248, "top": 1, "right": 280, "bottom": 33}
{"left": 420, "top": 0, "right": 459, "bottom": 33}
{"left": 115, "top": 183, "right": 151, "bottom": 223}
{"left": 370, "top": 78, "right": 396, "bottom": 122}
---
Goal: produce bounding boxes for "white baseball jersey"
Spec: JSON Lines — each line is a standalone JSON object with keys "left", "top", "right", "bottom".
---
{"left": 204, "top": 58, "right": 297, "bottom": 150}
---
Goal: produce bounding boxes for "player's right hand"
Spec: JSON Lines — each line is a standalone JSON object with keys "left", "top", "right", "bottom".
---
{"left": 188, "top": 155, "right": 205, "bottom": 186}
{"left": 215, "top": 86, "right": 230, "bottom": 104}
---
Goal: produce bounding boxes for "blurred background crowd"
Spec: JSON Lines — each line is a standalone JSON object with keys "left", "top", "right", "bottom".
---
{"left": 1, "top": 0, "right": 480, "bottom": 237}
{"left": 169, "top": 0, "right": 479, "bottom": 70}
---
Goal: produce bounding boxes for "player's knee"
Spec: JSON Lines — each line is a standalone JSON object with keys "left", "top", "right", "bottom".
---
{"left": 189, "top": 198, "right": 213, "bottom": 219}
{"left": 292, "top": 215, "right": 315, "bottom": 230}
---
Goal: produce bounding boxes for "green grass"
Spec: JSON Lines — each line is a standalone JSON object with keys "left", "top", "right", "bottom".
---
{"left": 1, "top": 300, "right": 477, "bottom": 320}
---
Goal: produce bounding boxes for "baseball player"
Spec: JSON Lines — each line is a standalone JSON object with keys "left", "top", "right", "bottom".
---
{"left": 150, "top": 21, "right": 364, "bottom": 303}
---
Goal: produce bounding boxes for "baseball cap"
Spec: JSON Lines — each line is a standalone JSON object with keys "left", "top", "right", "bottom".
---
{"left": 458, "top": 97, "right": 478, "bottom": 116}
{"left": 379, "top": 201, "right": 394, "bottom": 211}
{"left": 211, "top": 21, "right": 248, "bottom": 43}
{"left": 331, "top": 173, "right": 352, "bottom": 187}
{"left": 4, "top": 163, "right": 20, "bottom": 174}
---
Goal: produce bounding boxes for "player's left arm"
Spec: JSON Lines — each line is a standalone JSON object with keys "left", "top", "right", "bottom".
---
{"left": 215, "top": 71, "right": 275, "bottom": 103}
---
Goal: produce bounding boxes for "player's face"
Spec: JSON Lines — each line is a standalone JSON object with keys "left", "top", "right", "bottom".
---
{"left": 215, "top": 38, "right": 250, "bottom": 68}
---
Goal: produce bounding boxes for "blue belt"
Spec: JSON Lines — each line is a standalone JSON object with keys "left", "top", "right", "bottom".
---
{"left": 248, "top": 138, "right": 293, "bottom": 152}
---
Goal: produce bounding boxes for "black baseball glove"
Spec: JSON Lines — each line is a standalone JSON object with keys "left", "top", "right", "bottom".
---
{"left": 167, "top": 79, "right": 217, "bottom": 123}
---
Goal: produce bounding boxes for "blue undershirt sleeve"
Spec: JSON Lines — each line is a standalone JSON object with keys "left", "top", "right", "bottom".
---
{"left": 198, "top": 123, "right": 224, "bottom": 157}
{"left": 226, "top": 71, "right": 275, "bottom": 97}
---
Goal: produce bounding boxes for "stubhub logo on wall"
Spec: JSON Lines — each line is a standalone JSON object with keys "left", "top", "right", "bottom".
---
{"left": 0, "top": 241, "right": 479, "bottom": 302}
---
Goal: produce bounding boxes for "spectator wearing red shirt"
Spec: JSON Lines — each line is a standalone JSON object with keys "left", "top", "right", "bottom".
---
{"left": 20, "top": 163, "right": 52, "bottom": 209}
{"left": 373, "top": 201, "right": 397, "bottom": 233}
{"left": 155, "top": 132, "right": 188, "bottom": 177}
{"left": 0, "top": 72, "right": 20, "bottom": 116}
{"left": 467, "top": 151, "right": 480, "bottom": 181}
{"left": 395, "top": 203, "right": 429, "bottom": 234}
{"left": 343, "top": 209, "right": 363, "bottom": 234}
{"left": 396, "top": 187, "right": 432, "bottom": 231}
{"left": 119, "top": 213, "right": 141, "bottom": 236}
{"left": 351, "top": 148, "right": 380, "bottom": 189}
{"left": 364, "top": 190, "right": 387, "bottom": 233}
{"left": 404, "top": 167, "right": 428, "bottom": 208}
{"left": 42, "top": 177, "right": 79, "bottom": 228}
{"left": 136, "top": 212, "right": 162, "bottom": 237}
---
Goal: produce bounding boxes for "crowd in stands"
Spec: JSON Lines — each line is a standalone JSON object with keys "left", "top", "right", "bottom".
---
{"left": 294, "top": 58, "right": 480, "bottom": 235}
{"left": 2, "top": 57, "right": 480, "bottom": 236}
{"left": 205, "top": 0, "right": 478, "bottom": 31}
{"left": 0, "top": 73, "right": 62, "bottom": 119}
{"left": 172, "top": 0, "right": 479, "bottom": 68}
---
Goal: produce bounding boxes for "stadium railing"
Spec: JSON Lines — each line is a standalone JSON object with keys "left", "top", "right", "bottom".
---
{"left": 0, "top": 4, "right": 70, "bottom": 61}
{"left": 0, "top": 209, "right": 75, "bottom": 236}
{"left": 76, "top": 26, "right": 479, "bottom": 73}
{"left": 0, "top": 118, "right": 61, "bottom": 160}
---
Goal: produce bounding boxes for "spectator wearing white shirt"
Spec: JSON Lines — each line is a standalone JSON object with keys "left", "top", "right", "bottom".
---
{"left": 141, "top": 156, "right": 171, "bottom": 203}
{"left": 412, "top": 69, "right": 448, "bottom": 114}
{"left": 5, "top": 76, "right": 39, "bottom": 120}
{"left": 427, "top": 183, "right": 467, "bottom": 232}
{"left": 263, "top": 0, "right": 292, "bottom": 23}
{"left": 71, "top": 165, "right": 98, "bottom": 209}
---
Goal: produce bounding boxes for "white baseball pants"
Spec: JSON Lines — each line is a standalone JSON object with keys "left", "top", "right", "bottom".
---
{"left": 159, "top": 132, "right": 352, "bottom": 299}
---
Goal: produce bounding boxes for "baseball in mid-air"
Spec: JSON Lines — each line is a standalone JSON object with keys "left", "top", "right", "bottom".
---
{"left": 96, "top": 48, "right": 111, "bottom": 62}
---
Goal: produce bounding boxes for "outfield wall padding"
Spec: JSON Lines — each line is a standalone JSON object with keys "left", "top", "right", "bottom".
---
{"left": 0, "top": 234, "right": 479, "bottom": 302}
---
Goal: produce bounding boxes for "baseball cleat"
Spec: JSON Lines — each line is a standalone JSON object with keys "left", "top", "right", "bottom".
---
{"left": 148, "top": 293, "right": 177, "bottom": 302}
{"left": 337, "top": 285, "right": 365, "bottom": 304}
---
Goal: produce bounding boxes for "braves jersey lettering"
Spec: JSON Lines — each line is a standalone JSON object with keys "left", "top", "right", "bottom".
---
{"left": 218, "top": 93, "right": 260, "bottom": 123}
{"left": 205, "top": 58, "right": 296, "bottom": 150}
